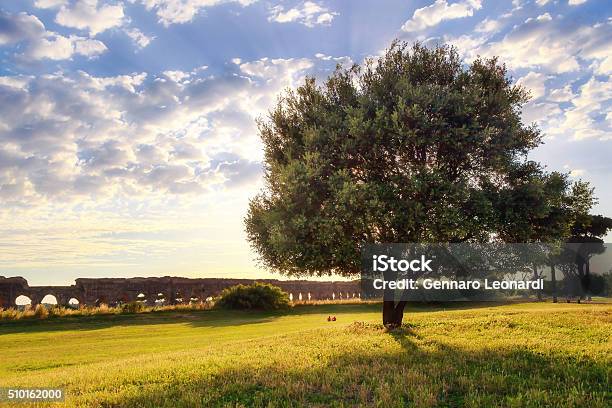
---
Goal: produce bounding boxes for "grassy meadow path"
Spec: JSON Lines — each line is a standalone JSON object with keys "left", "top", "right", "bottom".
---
{"left": 0, "top": 302, "right": 610, "bottom": 407}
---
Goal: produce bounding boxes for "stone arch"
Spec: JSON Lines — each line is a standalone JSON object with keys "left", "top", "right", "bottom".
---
{"left": 15, "top": 295, "right": 32, "bottom": 307}
{"left": 68, "top": 298, "right": 81, "bottom": 308}
{"left": 41, "top": 294, "right": 58, "bottom": 305}
{"left": 174, "top": 290, "right": 184, "bottom": 304}
{"left": 155, "top": 292, "right": 166, "bottom": 306}
{"left": 190, "top": 289, "right": 202, "bottom": 302}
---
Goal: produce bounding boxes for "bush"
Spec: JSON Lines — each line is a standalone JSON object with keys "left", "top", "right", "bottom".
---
{"left": 0, "top": 308, "right": 21, "bottom": 320}
{"left": 34, "top": 304, "right": 49, "bottom": 319}
{"left": 49, "top": 306, "right": 68, "bottom": 317}
{"left": 215, "top": 283, "right": 291, "bottom": 311}
{"left": 121, "top": 301, "right": 145, "bottom": 314}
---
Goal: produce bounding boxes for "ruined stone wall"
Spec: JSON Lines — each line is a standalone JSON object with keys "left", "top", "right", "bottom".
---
{"left": 0, "top": 276, "right": 361, "bottom": 308}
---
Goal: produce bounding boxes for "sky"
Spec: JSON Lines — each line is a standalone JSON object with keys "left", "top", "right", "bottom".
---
{"left": 0, "top": 0, "right": 610, "bottom": 286}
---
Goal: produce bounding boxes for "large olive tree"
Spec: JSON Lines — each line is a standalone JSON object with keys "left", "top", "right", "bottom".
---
{"left": 245, "top": 41, "right": 593, "bottom": 326}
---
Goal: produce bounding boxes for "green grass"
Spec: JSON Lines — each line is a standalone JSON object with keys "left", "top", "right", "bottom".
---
{"left": 0, "top": 302, "right": 610, "bottom": 407}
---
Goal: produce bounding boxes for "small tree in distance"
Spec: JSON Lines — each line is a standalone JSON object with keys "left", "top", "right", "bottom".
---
{"left": 245, "top": 41, "right": 593, "bottom": 326}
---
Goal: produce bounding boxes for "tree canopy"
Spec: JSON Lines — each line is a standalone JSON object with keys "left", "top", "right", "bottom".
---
{"left": 245, "top": 41, "right": 594, "bottom": 279}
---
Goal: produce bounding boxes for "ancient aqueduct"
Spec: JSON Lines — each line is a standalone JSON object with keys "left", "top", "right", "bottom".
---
{"left": 0, "top": 276, "right": 361, "bottom": 308}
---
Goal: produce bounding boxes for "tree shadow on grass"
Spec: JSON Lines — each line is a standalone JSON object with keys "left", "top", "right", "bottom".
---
{"left": 93, "top": 324, "right": 610, "bottom": 408}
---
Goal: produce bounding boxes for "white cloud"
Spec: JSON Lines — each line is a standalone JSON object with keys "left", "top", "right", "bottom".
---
{"left": 80, "top": 71, "right": 148, "bottom": 92}
{"left": 568, "top": 0, "right": 588, "bottom": 5}
{"left": 517, "top": 71, "right": 548, "bottom": 100}
{"left": 451, "top": 16, "right": 612, "bottom": 74}
{"left": 268, "top": 1, "right": 338, "bottom": 27}
{"left": 238, "top": 57, "right": 313, "bottom": 86}
{"left": 34, "top": 0, "right": 68, "bottom": 8}
{"left": 402, "top": 0, "right": 482, "bottom": 32}
{"left": 0, "top": 76, "right": 31, "bottom": 90}
{"left": 534, "top": 76, "right": 611, "bottom": 141}
{"left": 0, "top": 57, "right": 317, "bottom": 209}
{"left": 548, "top": 85, "right": 574, "bottom": 102}
{"left": 163, "top": 70, "right": 191, "bottom": 82}
{"left": 563, "top": 165, "right": 586, "bottom": 177}
{"left": 557, "top": 77, "right": 612, "bottom": 140}
{"left": 593, "top": 56, "right": 612, "bottom": 75}
{"left": 521, "top": 101, "right": 561, "bottom": 125}
{"left": 138, "top": 0, "right": 257, "bottom": 26}
{"left": 74, "top": 36, "right": 109, "bottom": 56}
{"left": 313, "top": 53, "right": 353, "bottom": 66}
{"left": 536, "top": 0, "right": 551, "bottom": 6}
{"left": 0, "top": 10, "right": 108, "bottom": 61}
{"left": 25, "top": 33, "right": 107, "bottom": 60}
{"left": 0, "top": 11, "right": 45, "bottom": 45}
{"left": 535, "top": 12, "right": 552, "bottom": 22}
{"left": 443, "top": 33, "right": 488, "bottom": 55}
{"left": 475, "top": 17, "right": 501, "bottom": 33}
{"left": 445, "top": 14, "right": 612, "bottom": 147}
{"left": 55, "top": 0, "right": 125, "bottom": 36}
{"left": 124, "top": 28, "right": 154, "bottom": 49}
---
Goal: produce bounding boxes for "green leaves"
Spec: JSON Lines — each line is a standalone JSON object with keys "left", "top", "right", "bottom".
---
{"left": 245, "top": 41, "right": 595, "bottom": 277}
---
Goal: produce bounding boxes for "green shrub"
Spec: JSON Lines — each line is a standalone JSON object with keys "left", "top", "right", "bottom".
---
{"left": 215, "top": 283, "right": 291, "bottom": 311}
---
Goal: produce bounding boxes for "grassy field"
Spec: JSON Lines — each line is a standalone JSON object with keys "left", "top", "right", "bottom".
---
{"left": 0, "top": 302, "right": 610, "bottom": 407}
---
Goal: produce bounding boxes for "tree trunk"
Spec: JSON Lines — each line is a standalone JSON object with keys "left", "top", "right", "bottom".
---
{"left": 550, "top": 263, "right": 557, "bottom": 303}
{"left": 382, "top": 300, "right": 394, "bottom": 325}
{"left": 533, "top": 263, "right": 542, "bottom": 301}
{"left": 382, "top": 300, "right": 407, "bottom": 328}
{"left": 584, "top": 258, "right": 591, "bottom": 299}
{"left": 577, "top": 259, "right": 585, "bottom": 301}
{"left": 392, "top": 301, "right": 407, "bottom": 325}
